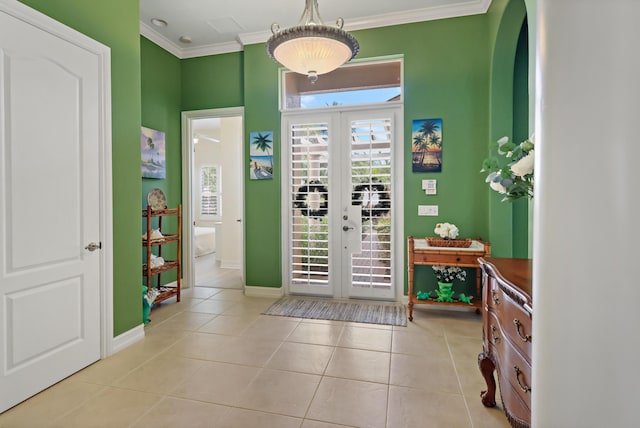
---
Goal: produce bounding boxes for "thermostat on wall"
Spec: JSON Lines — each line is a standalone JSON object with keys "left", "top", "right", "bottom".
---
{"left": 422, "top": 179, "right": 437, "bottom": 195}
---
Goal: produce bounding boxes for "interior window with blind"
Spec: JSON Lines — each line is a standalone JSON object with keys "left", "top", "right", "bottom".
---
{"left": 200, "top": 164, "right": 221, "bottom": 219}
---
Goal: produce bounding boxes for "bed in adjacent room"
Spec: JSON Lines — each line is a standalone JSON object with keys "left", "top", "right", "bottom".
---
{"left": 194, "top": 226, "right": 216, "bottom": 257}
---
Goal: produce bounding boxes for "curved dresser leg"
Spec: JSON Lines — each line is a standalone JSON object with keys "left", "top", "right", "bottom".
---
{"left": 408, "top": 301, "right": 414, "bottom": 321}
{"left": 478, "top": 352, "right": 497, "bottom": 407}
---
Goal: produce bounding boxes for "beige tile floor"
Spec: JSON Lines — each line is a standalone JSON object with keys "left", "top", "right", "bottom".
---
{"left": 0, "top": 275, "right": 512, "bottom": 428}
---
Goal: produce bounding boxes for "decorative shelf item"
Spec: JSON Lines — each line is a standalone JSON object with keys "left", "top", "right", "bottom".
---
{"left": 146, "top": 187, "right": 167, "bottom": 210}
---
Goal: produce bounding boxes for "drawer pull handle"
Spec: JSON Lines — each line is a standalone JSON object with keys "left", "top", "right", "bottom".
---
{"left": 514, "top": 366, "right": 531, "bottom": 393}
{"left": 513, "top": 319, "right": 532, "bottom": 342}
{"left": 491, "top": 325, "right": 501, "bottom": 344}
{"left": 491, "top": 290, "right": 500, "bottom": 305}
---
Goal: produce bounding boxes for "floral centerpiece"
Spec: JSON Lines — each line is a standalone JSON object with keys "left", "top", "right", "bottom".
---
{"left": 432, "top": 265, "right": 467, "bottom": 283}
{"left": 481, "top": 134, "right": 534, "bottom": 202}
{"left": 434, "top": 222, "right": 459, "bottom": 239}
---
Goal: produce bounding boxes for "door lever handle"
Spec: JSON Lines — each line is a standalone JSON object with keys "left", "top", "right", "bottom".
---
{"left": 342, "top": 225, "right": 354, "bottom": 231}
{"left": 84, "top": 242, "right": 101, "bottom": 251}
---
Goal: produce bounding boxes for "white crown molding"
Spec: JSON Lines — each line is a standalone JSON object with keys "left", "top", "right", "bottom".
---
{"left": 237, "top": 30, "right": 272, "bottom": 47}
{"left": 140, "top": 21, "right": 183, "bottom": 57}
{"left": 142, "top": 0, "right": 492, "bottom": 59}
{"left": 180, "top": 40, "right": 244, "bottom": 59}
{"left": 344, "top": 0, "right": 492, "bottom": 32}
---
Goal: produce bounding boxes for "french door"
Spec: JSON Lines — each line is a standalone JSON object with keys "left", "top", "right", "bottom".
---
{"left": 283, "top": 106, "right": 402, "bottom": 300}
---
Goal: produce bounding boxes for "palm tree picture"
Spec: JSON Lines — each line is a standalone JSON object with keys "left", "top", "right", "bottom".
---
{"left": 250, "top": 131, "right": 274, "bottom": 180}
{"left": 411, "top": 118, "right": 443, "bottom": 172}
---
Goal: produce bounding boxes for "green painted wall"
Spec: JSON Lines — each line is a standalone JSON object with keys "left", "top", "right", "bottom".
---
{"left": 181, "top": 53, "right": 244, "bottom": 111}
{"left": 242, "top": 43, "right": 282, "bottom": 287}
{"left": 486, "top": 0, "right": 528, "bottom": 257}
{"left": 18, "top": 0, "right": 143, "bottom": 335}
{"left": 140, "top": 36, "right": 182, "bottom": 285}
{"left": 512, "top": 20, "right": 530, "bottom": 258}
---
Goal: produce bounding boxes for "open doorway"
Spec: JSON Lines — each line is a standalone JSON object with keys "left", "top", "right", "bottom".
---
{"left": 182, "top": 108, "right": 244, "bottom": 289}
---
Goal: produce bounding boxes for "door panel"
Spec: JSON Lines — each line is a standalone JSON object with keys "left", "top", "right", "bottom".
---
{"left": 1, "top": 5, "right": 102, "bottom": 412}
{"left": 285, "top": 108, "right": 399, "bottom": 300}
{"left": 343, "top": 114, "right": 394, "bottom": 299}
{"left": 288, "top": 118, "right": 333, "bottom": 296}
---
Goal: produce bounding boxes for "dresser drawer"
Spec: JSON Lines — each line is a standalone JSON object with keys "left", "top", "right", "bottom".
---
{"left": 500, "top": 378, "right": 532, "bottom": 427}
{"left": 498, "top": 340, "right": 532, "bottom": 413}
{"left": 485, "top": 312, "right": 531, "bottom": 409}
{"left": 414, "top": 252, "right": 482, "bottom": 266}
{"left": 485, "top": 279, "right": 532, "bottom": 361}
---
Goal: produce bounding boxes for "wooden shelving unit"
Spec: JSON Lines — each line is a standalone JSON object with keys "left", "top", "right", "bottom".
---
{"left": 142, "top": 205, "right": 181, "bottom": 304}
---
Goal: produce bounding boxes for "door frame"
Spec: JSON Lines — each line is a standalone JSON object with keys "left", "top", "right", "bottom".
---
{"left": 280, "top": 104, "right": 404, "bottom": 300}
{"left": 181, "top": 107, "right": 245, "bottom": 288}
{"left": 0, "top": 0, "right": 113, "bottom": 357}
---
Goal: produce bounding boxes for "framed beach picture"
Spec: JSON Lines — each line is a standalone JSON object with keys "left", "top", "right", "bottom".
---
{"left": 249, "top": 131, "right": 274, "bottom": 180}
{"left": 141, "top": 126, "right": 166, "bottom": 179}
{"left": 411, "top": 118, "right": 442, "bottom": 173}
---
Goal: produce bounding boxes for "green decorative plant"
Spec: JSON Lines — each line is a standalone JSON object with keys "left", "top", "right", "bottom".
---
{"left": 481, "top": 134, "right": 534, "bottom": 202}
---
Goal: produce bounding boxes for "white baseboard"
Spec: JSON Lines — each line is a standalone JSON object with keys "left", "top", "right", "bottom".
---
{"left": 220, "top": 260, "right": 241, "bottom": 269}
{"left": 109, "top": 323, "right": 145, "bottom": 356}
{"left": 244, "top": 285, "right": 283, "bottom": 298}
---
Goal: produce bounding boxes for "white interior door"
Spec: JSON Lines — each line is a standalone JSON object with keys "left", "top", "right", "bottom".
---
{"left": 284, "top": 107, "right": 400, "bottom": 300}
{"left": 0, "top": 2, "right": 105, "bottom": 412}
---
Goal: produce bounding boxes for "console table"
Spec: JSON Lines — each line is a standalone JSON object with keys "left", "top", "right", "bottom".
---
{"left": 407, "top": 236, "right": 491, "bottom": 320}
{"left": 478, "top": 257, "right": 532, "bottom": 428}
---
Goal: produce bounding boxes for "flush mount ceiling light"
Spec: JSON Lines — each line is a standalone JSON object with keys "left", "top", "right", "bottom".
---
{"left": 150, "top": 18, "right": 168, "bottom": 27}
{"left": 266, "top": 0, "right": 359, "bottom": 83}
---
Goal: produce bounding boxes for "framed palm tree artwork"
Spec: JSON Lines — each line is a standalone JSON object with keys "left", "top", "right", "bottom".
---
{"left": 249, "top": 131, "right": 274, "bottom": 180}
{"left": 411, "top": 118, "right": 442, "bottom": 172}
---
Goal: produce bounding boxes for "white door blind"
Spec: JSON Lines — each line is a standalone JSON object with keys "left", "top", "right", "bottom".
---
{"left": 350, "top": 118, "right": 393, "bottom": 289}
{"left": 290, "top": 122, "right": 330, "bottom": 287}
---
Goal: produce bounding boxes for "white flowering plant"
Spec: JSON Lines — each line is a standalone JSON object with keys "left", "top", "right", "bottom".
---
{"left": 481, "top": 134, "right": 534, "bottom": 202}
{"left": 434, "top": 222, "right": 459, "bottom": 239}
{"left": 432, "top": 265, "right": 467, "bottom": 283}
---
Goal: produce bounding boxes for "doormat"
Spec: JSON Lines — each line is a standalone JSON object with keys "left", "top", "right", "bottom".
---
{"left": 263, "top": 297, "right": 407, "bottom": 327}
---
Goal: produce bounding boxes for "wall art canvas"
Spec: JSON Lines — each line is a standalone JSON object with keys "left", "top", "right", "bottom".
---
{"left": 249, "top": 131, "right": 274, "bottom": 180}
{"left": 141, "top": 126, "right": 166, "bottom": 179}
{"left": 411, "top": 118, "right": 443, "bottom": 173}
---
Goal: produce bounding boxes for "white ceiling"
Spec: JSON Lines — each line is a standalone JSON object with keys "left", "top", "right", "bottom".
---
{"left": 140, "top": 0, "right": 492, "bottom": 59}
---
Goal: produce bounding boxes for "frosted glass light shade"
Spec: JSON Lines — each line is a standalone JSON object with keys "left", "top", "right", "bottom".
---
{"left": 266, "top": 0, "right": 359, "bottom": 81}
{"left": 267, "top": 25, "right": 358, "bottom": 77}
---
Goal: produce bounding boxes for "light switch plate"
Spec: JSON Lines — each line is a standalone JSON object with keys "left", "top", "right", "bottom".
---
{"left": 418, "top": 205, "right": 438, "bottom": 216}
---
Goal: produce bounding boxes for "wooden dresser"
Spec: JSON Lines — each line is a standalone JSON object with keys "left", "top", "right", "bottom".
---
{"left": 478, "top": 257, "right": 532, "bottom": 428}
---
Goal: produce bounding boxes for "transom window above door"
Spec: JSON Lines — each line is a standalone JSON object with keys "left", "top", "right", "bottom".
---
{"left": 281, "top": 58, "right": 403, "bottom": 110}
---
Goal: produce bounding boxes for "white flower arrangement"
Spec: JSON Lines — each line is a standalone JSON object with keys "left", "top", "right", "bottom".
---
{"left": 481, "top": 134, "right": 534, "bottom": 202}
{"left": 434, "top": 222, "right": 459, "bottom": 239}
{"left": 432, "top": 265, "right": 467, "bottom": 283}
